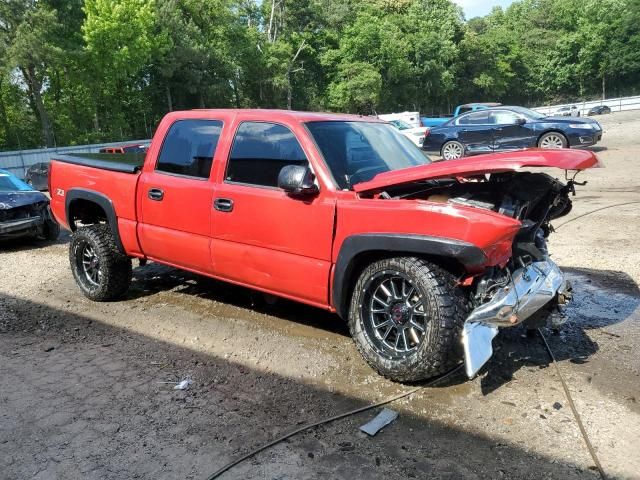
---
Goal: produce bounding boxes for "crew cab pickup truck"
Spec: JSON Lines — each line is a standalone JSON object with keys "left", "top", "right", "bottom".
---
{"left": 49, "top": 109, "right": 599, "bottom": 382}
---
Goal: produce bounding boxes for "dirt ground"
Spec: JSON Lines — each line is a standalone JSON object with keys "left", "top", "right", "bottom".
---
{"left": 1, "top": 110, "right": 639, "bottom": 480}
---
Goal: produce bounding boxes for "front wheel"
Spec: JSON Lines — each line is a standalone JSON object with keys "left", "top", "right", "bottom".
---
{"left": 348, "top": 257, "right": 468, "bottom": 383}
{"left": 441, "top": 141, "right": 465, "bottom": 160}
{"left": 538, "top": 132, "right": 568, "bottom": 149}
{"left": 69, "top": 225, "right": 132, "bottom": 301}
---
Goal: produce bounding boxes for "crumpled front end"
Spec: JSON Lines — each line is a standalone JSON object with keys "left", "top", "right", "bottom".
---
{"left": 462, "top": 258, "right": 572, "bottom": 377}
{"left": 0, "top": 193, "right": 50, "bottom": 239}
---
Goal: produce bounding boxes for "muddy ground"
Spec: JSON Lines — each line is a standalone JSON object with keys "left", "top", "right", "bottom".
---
{"left": 1, "top": 110, "right": 639, "bottom": 480}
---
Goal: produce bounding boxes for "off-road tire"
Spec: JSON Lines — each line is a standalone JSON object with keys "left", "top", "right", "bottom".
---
{"left": 348, "top": 257, "right": 468, "bottom": 383}
{"left": 69, "top": 225, "right": 132, "bottom": 301}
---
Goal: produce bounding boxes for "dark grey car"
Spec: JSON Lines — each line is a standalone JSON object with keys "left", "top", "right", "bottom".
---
{"left": 0, "top": 169, "right": 59, "bottom": 241}
{"left": 24, "top": 162, "right": 50, "bottom": 191}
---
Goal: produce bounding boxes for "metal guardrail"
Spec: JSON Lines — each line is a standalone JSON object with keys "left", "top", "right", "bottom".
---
{"left": 0, "top": 139, "right": 151, "bottom": 179}
{"left": 532, "top": 95, "right": 640, "bottom": 117}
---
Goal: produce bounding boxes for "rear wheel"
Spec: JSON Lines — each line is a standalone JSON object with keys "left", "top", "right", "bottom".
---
{"left": 69, "top": 225, "right": 132, "bottom": 301}
{"left": 348, "top": 257, "right": 468, "bottom": 383}
{"left": 538, "top": 132, "right": 568, "bottom": 149}
{"left": 441, "top": 141, "right": 465, "bottom": 160}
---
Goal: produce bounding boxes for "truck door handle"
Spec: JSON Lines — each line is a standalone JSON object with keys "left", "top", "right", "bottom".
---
{"left": 214, "top": 198, "right": 234, "bottom": 212}
{"left": 148, "top": 188, "right": 164, "bottom": 201}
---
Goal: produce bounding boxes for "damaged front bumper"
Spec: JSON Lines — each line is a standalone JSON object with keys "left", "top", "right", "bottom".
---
{"left": 462, "top": 258, "right": 570, "bottom": 378}
{"left": 0, "top": 216, "right": 44, "bottom": 236}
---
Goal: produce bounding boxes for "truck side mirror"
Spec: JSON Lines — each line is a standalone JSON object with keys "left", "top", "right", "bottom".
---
{"left": 278, "top": 165, "right": 319, "bottom": 196}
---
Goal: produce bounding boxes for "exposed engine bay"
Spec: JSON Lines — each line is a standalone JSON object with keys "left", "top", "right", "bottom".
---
{"left": 378, "top": 171, "right": 575, "bottom": 230}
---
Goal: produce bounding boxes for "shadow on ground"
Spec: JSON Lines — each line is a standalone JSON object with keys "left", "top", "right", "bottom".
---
{"left": 586, "top": 146, "right": 608, "bottom": 153}
{"left": 0, "top": 230, "right": 69, "bottom": 253}
{"left": 129, "top": 262, "right": 350, "bottom": 337}
{"left": 0, "top": 292, "right": 602, "bottom": 480}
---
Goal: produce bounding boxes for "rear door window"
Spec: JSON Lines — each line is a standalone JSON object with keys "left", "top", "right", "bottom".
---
{"left": 490, "top": 110, "right": 521, "bottom": 125}
{"left": 456, "top": 111, "right": 490, "bottom": 126}
{"left": 156, "top": 119, "right": 223, "bottom": 179}
{"left": 225, "top": 122, "right": 308, "bottom": 187}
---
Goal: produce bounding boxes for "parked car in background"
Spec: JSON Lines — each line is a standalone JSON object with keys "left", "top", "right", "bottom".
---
{"left": 423, "top": 106, "right": 602, "bottom": 160}
{"left": 24, "top": 162, "right": 50, "bottom": 191}
{"left": 420, "top": 102, "right": 501, "bottom": 128}
{"left": 387, "top": 119, "right": 429, "bottom": 147}
{"left": 588, "top": 105, "right": 612, "bottom": 116}
{"left": 555, "top": 105, "right": 580, "bottom": 117}
{"left": 378, "top": 111, "right": 422, "bottom": 128}
{"left": 48, "top": 109, "right": 596, "bottom": 382}
{"left": 0, "top": 169, "right": 59, "bottom": 241}
{"left": 99, "top": 143, "right": 149, "bottom": 154}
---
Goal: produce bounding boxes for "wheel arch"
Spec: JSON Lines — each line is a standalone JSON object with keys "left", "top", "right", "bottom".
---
{"left": 65, "top": 188, "right": 124, "bottom": 253}
{"left": 332, "top": 234, "right": 486, "bottom": 320}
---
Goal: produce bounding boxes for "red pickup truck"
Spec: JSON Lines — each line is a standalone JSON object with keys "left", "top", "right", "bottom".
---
{"left": 49, "top": 109, "right": 598, "bottom": 382}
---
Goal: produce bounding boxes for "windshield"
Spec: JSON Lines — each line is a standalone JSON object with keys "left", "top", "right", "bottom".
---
{"left": 505, "top": 106, "right": 546, "bottom": 120}
{"left": 389, "top": 120, "right": 411, "bottom": 130}
{"left": 306, "top": 121, "right": 431, "bottom": 189}
{"left": 0, "top": 173, "right": 33, "bottom": 192}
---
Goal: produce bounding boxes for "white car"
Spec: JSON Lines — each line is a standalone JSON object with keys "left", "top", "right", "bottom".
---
{"left": 378, "top": 111, "right": 422, "bottom": 128}
{"left": 555, "top": 105, "right": 581, "bottom": 117}
{"left": 387, "top": 119, "right": 429, "bottom": 147}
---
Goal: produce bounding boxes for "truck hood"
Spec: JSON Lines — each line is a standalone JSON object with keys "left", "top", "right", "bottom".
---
{"left": 353, "top": 149, "right": 600, "bottom": 194}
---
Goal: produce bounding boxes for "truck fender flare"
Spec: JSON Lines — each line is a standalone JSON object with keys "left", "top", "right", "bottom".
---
{"left": 65, "top": 188, "right": 124, "bottom": 253}
{"left": 332, "top": 234, "right": 486, "bottom": 319}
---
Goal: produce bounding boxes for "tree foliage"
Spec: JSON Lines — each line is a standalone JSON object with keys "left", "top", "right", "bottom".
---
{"left": 0, "top": 0, "right": 638, "bottom": 150}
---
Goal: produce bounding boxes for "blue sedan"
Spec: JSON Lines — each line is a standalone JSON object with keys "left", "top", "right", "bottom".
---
{"left": 422, "top": 106, "right": 603, "bottom": 160}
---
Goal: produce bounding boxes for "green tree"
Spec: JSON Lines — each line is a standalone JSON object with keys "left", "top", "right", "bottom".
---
{"left": 0, "top": 1, "right": 63, "bottom": 147}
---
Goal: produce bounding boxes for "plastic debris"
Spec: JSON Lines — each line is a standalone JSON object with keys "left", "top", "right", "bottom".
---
{"left": 174, "top": 377, "right": 193, "bottom": 390}
{"left": 359, "top": 408, "right": 398, "bottom": 436}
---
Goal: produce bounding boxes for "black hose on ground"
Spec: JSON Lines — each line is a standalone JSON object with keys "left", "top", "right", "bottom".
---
{"left": 204, "top": 364, "right": 464, "bottom": 480}
{"left": 538, "top": 328, "right": 607, "bottom": 480}
{"left": 555, "top": 201, "right": 640, "bottom": 230}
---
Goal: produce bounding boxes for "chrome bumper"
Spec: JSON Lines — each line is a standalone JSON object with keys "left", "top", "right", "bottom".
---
{"left": 462, "top": 259, "right": 569, "bottom": 378}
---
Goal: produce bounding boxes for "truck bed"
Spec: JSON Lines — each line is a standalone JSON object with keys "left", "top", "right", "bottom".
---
{"left": 52, "top": 153, "right": 145, "bottom": 173}
{"left": 48, "top": 153, "right": 141, "bottom": 235}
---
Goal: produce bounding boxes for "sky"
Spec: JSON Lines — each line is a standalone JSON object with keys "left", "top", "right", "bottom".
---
{"left": 453, "top": 0, "right": 516, "bottom": 19}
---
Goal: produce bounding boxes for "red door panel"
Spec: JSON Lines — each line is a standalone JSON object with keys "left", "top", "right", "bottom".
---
{"left": 211, "top": 183, "right": 335, "bottom": 305}
{"left": 137, "top": 172, "right": 214, "bottom": 271}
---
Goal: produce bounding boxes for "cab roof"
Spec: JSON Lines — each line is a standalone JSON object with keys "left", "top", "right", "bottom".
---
{"left": 187, "top": 108, "right": 382, "bottom": 123}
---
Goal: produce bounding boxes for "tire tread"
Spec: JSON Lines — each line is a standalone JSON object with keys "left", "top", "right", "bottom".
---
{"left": 348, "top": 257, "right": 468, "bottom": 383}
{"left": 69, "top": 225, "right": 131, "bottom": 301}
